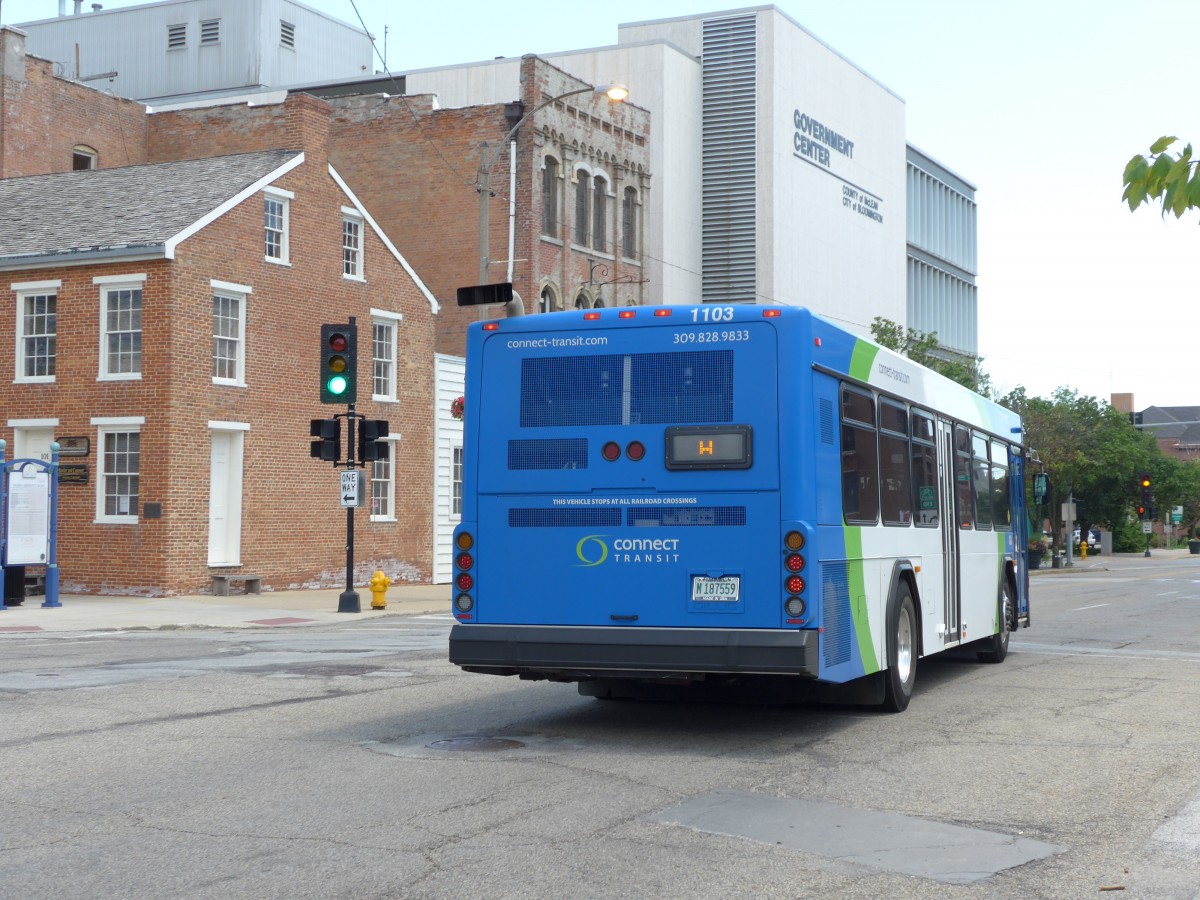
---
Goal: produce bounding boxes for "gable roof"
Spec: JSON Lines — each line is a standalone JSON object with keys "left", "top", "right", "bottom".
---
{"left": 0, "top": 150, "right": 302, "bottom": 269}
{"left": 1140, "top": 405, "right": 1200, "bottom": 447}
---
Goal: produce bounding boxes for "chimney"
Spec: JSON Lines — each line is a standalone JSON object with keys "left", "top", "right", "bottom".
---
{"left": 74, "top": 1, "right": 83, "bottom": 14}
{"left": 59, "top": 1, "right": 67, "bottom": 15}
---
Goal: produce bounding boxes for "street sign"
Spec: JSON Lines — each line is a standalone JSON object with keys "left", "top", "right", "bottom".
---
{"left": 1173, "top": 506, "right": 1184, "bottom": 524}
{"left": 1142, "top": 521, "right": 1153, "bottom": 534}
{"left": 339, "top": 470, "right": 361, "bottom": 507}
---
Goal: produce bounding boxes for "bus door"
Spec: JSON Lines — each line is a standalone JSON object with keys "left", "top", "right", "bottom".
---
{"left": 937, "top": 418, "right": 961, "bottom": 645}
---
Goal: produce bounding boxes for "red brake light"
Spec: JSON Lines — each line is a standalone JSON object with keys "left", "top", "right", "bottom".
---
{"left": 762, "top": 309, "right": 782, "bottom": 317}
{"left": 602, "top": 441, "right": 621, "bottom": 461}
{"left": 786, "top": 575, "right": 805, "bottom": 594}
{"left": 456, "top": 553, "right": 474, "bottom": 571}
{"left": 583, "top": 312, "right": 601, "bottom": 320}
{"left": 456, "top": 572, "right": 474, "bottom": 591}
{"left": 786, "top": 553, "right": 805, "bottom": 572}
{"left": 653, "top": 309, "right": 672, "bottom": 317}
{"left": 483, "top": 322, "right": 500, "bottom": 331}
{"left": 619, "top": 310, "right": 636, "bottom": 319}
{"left": 626, "top": 441, "right": 645, "bottom": 461}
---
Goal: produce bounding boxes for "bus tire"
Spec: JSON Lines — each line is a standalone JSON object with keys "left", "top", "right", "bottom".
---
{"left": 881, "top": 583, "right": 917, "bottom": 713}
{"left": 976, "top": 577, "right": 1012, "bottom": 664}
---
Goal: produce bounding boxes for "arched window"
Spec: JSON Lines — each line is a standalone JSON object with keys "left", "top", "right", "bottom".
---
{"left": 540, "top": 284, "right": 557, "bottom": 314}
{"left": 574, "top": 291, "right": 589, "bottom": 309}
{"left": 592, "top": 176, "right": 607, "bottom": 252}
{"left": 622, "top": 187, "right": 639, "bottom": 258}
{"left": 593, "top": 296, "right": 605, "bottom": 309}
{"left": 574, "top": 171, "right": 591, "bottom": 246}
{"left": 541, "top": 157, "right": 559, "bottom": 238}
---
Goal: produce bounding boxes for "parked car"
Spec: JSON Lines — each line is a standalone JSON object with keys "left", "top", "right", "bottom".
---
{"left": 1073, "top": 528, "right": 1100, "bottom": 549}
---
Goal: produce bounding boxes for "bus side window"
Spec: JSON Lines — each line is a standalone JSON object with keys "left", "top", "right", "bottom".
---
{"left": 954, "top": 425, "right": 974, "bottom": 529}
{"left": 991, "top": 440, "right": 1010, "bottom": 528}
{"left": 841, "top": 387, "right": 879, "bottom": 525}
{"left": 972, "top": 431, "right": 992, "bottom": 530}
{"left": 879, "top": 399, "right": 911, "bottom": 526}
{"left": 910, "top": 410, "right": 938, "bottom": 527}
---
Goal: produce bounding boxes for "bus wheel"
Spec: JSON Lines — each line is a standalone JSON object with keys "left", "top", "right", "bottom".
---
{"left": 976, "top": 578, "right": 1012, "bottom": 664}
{"left": 881, "top": 584, "right": 916, "bottom": 712}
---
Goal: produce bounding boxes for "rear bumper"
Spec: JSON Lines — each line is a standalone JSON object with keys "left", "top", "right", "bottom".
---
{"left": 449, "top": 623, "right": 816, "bottom": 680}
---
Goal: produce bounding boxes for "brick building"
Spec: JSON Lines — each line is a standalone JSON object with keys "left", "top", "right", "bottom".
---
{"left": 0, "top": 27, "right": 439, "bottom": 594}
{"left": 323, "top": 54, "right": 652, "bottom": 356}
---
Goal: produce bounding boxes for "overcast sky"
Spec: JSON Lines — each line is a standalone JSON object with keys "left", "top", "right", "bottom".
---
{"left": 5, "top": 0, "right": 1199, "bottom": 409}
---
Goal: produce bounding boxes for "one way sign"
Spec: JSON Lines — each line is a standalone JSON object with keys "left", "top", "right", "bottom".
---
{"left": 339, "top": 470, "right": 363, "bottom": 507}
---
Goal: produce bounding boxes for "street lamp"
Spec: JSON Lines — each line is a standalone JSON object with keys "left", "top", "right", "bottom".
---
{"left": 477, "top": 82, "right": 629, "bottom": 287}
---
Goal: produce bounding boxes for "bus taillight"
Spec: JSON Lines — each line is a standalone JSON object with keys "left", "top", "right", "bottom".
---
{"left": 785, "top": 531, "right": 805, "bottom": 551}
{"left": 456, "top": 572, "right": 474, "bottom": 592}
{"left": 785, "top": 596, "right": 806, "bottom": 617}
{"left": 456, "top": 531, "right": 474, "bottom": 551}
{"left": 785, "top": 553, "right": 805, "bottom": 572}
{"left": 786, "top": 575, "right": 805, "bottom": 595}
{"left": 457, "top": 552, "right": 474, "bottom": 571}
{"left": 455, "top": 593, "right": 474, "bottom": 613}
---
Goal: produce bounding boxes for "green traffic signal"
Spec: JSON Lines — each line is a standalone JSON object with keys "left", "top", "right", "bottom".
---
{"left": 320, "top": 323, "right": 357, "bottom": 404}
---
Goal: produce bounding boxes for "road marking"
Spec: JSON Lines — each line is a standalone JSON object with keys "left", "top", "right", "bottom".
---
{"left": 1157, "top": 591, "right": 1180, "bottom": 596}
{"left": 1014, "top": 641, "right": 1200, "bottom": 662}
{"left": 1071, "top": 603, "right": 1108, "bottom": 611}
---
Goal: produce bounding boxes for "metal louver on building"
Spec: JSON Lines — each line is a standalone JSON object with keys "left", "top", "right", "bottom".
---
{"left": 702, "top": 15, "right": 758, "bottom": 305}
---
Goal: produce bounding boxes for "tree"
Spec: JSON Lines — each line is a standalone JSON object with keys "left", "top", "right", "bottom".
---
{"left": 869, "top": 317, "right": 990, "bottom": 394}
{"left": 1122, "top": 136, "right": 1200, "bottom": 218}
{"left": 998, "top": 387, "right": 1179, "bottom": 551}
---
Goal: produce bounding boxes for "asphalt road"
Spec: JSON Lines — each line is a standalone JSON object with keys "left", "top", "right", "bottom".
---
{"left": 2, "top": 559, "right": 1200, "bottom": 899}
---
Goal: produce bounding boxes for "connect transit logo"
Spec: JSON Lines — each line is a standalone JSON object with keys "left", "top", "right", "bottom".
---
{"left": 575, "top": 535, "right": 610, "bottom": 567}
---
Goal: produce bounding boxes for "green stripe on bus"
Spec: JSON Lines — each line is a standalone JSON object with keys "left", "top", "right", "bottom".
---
{"left": 849, "top": 340, "right": 878, "bottom": 383}
{"left": 843, "top": 528, "right": 880, "bottom": 674}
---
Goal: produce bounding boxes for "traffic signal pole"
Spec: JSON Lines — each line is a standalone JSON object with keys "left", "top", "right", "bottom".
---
{"left": 339, "top": 400, "right": 360, "bottom": 613}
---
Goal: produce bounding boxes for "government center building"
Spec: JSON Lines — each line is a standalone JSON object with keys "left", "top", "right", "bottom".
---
{"left": 406, "top": 5, "right": 979, "bottom": 359}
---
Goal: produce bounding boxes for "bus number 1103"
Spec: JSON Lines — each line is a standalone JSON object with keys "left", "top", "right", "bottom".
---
{"left": 691, "top": 306, "right": 734, "bottom": 323}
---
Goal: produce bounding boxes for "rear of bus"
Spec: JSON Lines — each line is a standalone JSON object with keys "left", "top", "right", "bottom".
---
{"left": 449, "top": 304, "right": 819, "bottom": 684}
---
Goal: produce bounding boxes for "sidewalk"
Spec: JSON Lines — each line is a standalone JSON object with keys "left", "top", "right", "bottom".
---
{"left": 1031, "top": 546, "right": 1198, "bottom": 575}
{"left": 0, "top": 582, "right": 449, "bottom": 633}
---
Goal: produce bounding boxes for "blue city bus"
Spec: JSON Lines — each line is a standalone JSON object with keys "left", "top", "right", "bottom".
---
{"left": 449, "top": 304, "right": 1030, "bottom": 711}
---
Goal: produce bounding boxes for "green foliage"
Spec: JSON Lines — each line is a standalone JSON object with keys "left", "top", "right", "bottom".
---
{"left": 869, "top": 317, "right": 991, "bottom": 395}
{"left": 1122, "top": 136, "right": 1200, "bottom": 218}
{"left": 998, "top": 386, "right": 1200, "bottom": 543}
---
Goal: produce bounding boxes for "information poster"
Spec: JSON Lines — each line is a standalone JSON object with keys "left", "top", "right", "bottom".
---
{"left": 6, "top": 467, "right": 49, "bottom": 565}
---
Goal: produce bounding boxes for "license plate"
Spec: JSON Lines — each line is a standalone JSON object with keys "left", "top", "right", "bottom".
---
{"left": 692, "top": 575, "right": 740, "bottom": 602}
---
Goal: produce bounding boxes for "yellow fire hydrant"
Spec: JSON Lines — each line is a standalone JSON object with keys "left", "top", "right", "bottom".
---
{"left": 1079, "top": 537, "right": 1087, "bottom": 560}
{"left": 369, "top": 570, "right": 392, "bottom": 609}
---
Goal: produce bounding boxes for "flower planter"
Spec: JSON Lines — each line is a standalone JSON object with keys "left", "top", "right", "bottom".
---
{"left": 1189, "top": 540, "right": 1200, "bottom": 555}
{"left": 1028, "top": 554, "right": 1042, "bottom": 570}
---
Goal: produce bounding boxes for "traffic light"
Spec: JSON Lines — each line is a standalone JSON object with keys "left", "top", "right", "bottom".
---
{"left": 1140, "top": 473, "right": 1153, "bottom": 516}
{"left": 320, "top": 323, "right": 357, "bottom": 404}
{"left": 358, "top": 419, "right": 389, "bottom": 463}
{"left": 310, "top": 418, "right": 341, "bottom": 462}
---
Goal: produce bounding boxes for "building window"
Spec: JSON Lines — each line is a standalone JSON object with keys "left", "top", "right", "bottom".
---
{"left": 200, "top": 19, "right": 220, "bottom": 45}
{"left": 167, "top": 23, "right": 186, "bottom": 49}
{"left": 96, "top": 276, "right": 144, "bottom": 380}
{"left": 280, "top": 20, "right": 295, "bottom": 49}
{"left": 73, "top": 145, "right": 98, "bottom": 170}
{"left": 372, "top": 316, "right": 397, "bottom": 401}
{"left": 622, "top": 187, "right": 639, "bottom": 258}
{"left": 539, "top": 284, "right": 556, "bottom": 313}
{"left": 592, "top": 176, "right": 607, "bottom": 252}
{"left": 370, "top": 440, "right": 396, "bottom": 521}
{"left": 212, "top": 282, "right": 249, "bottom": 385}
{"left": 452, "top": 446, "right": 463, "bottom": 517}
{"left": 264, "top": 190, "right": 290, "bottom": 263}
{"left": 342, "top": 213, "right": 363, "bottom": 279}
{"left": 574, "top": 172, "right": 591, "bottom": 246}
{"left": 542, "top": 157, "right": 559, "bottom": 237}
{"left": 15, "top": 284, "right": 58, "bottom": 383}
{"left": 94, "top": 419, "right": 143, "bottom": 523}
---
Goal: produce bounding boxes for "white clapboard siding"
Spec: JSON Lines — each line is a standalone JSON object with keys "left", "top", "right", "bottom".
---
{"left": 433, "top": 353, "right": 465, "bottom": 583}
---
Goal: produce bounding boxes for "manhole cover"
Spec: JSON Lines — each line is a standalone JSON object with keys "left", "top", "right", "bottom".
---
{"left": 427, "top": 737, "right": 526, "bottom": 752}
